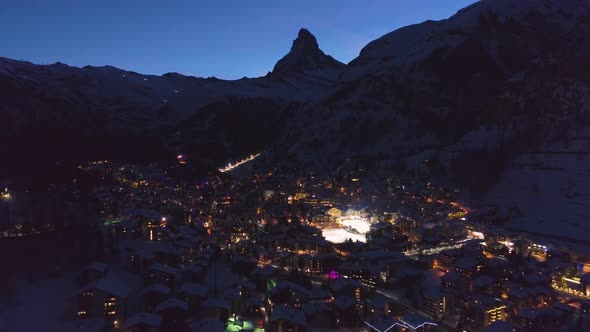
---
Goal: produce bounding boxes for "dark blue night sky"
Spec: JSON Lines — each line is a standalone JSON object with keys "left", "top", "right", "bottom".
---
{"left": 0, "top": 0, "right": 475, "bottom": 79}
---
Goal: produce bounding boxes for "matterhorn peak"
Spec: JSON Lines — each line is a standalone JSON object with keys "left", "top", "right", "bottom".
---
{"left": 293, "top": 28, "right": 319, "bottom": 51}
{"left": 272, "top": 28, "right": 345, "bottom": 77}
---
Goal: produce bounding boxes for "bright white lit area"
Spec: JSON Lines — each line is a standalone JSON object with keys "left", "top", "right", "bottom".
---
{"left": 341, "top": 217, "right": 371, "bottom": 234}
{"left": 322, "top": 228, "right": 366, "bottom": 243}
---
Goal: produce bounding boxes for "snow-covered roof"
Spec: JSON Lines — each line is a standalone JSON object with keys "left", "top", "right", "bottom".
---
{"left": 81, "top": 277, "right": 129, "bottom": 298}
{"left": 399, "top": 313, "right": 437, "bottom": 330}
{"left": 183, "top": 263, "right": 205, "bottom": 274}
{"left": 150, "top": 263, "right": 181, "bottom": 277}
{"left": 124, "top": 312, "right": 161, "bottom": 329}
{"left": 180, "top": 283, "right": 207, "bottom": 297}
{"left": 334, "top": 296, "right": 356, "bottom": 310}
{"left": 270, "top": 304, "right": 307, "bottom": 326}
{"left": 139, "top": 284, "right": 171, "bottom": 296}
{"left": 303, "top": 301, "right": 331, "bottom": 317}
{"left": 486, "top": 320, "right": 516, "bottom": 332}
{"left": 155, "top": 297, "right": 189, "bottom": 312}
{"left": 330, "top": 278, "right": 362, "bottom": 293}
{"left": 367, "top": 294, "right": 392, "bottom": 308}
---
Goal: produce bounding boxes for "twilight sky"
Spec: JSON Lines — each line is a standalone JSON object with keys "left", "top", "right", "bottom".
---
{"left": 0, "top": 0, "right": 476, "bottom": 79}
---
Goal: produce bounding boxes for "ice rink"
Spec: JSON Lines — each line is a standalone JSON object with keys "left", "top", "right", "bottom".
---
{"left": 322, "top": 227, "right": 367, "bottom": 243}
{"left": 341, "top": 217, "right": 371, "bottom": 233}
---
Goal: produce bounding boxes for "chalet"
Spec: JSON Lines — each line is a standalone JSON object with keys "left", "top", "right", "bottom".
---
{"left": 463, "top": 296, "right": 507, "bottom": 330}
{"left": 77, "top": 278, "right": 129, "bottom": 327}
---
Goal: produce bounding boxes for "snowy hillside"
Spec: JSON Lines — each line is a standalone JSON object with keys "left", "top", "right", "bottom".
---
{"left": 479, "top": 127, "right": 590, "bottom": 243}
{"left": 281, "top": 0, "right": 590, "bottom": 171}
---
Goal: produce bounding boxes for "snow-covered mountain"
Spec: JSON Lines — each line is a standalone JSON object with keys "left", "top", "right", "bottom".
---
{"left": 2, "top": 0, "right": 590, "bottom": 206}
{"left": 262, "top": 0, "right": 590, "bottom": 243}
{"left": 272, "top": 28, "right": 345, "bottom": 82}
{"left": 0, "top": 28, "right": 343, "bottom": 173}
{"left": 279, "top": 0, "right": 590, "bottom": 183}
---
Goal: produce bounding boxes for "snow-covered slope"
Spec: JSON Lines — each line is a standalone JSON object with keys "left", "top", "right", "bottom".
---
{"left": 479, "top": 127, "right": 590, "bottom": 242}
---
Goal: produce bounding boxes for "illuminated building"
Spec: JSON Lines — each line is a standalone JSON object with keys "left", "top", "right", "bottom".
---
{"left": 304, "top": 196, "right": 332, "bottom": 208}
{"left": 556, "top": 276, "right": 587, "bottom": 297}
{"left": 330, "top": 278, "right": 368, "bottom": 302}
{"left": 422, "top": 291, "right": 447, "bottom": 319}
{"left": 177, "top": 154, "right": 188, "bottom": 165}
{"left": 326, "top": 207, "right": 342, "bottom": 219}
{"left": 77, "top": 279, "right": 129, "bottom": 325}
{"left": 463, "top": 297, "right": 507, "bottom": 329}
{"left": 104, "top": 296, "right": 118, "bottom": 319}
{"left": 309, "top": 256, "right": 323, "bottom": 275}
{"left": 396, "top": 217, "right": 417, "bottom": 233}
{"left": 0, "top": 187, "right": 10, "bottom": 200}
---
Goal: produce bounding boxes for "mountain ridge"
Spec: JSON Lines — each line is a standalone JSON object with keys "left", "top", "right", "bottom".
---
{"left": 1, "top": 0, "right": 590, "bottom": 197}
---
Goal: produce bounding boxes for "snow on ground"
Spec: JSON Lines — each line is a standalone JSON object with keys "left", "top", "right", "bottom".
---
{"left": 480, "top": 134, "right": 590, "bottom": 245}
{"left": 0, "top": 273, "right": 76, "bottom": 332}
